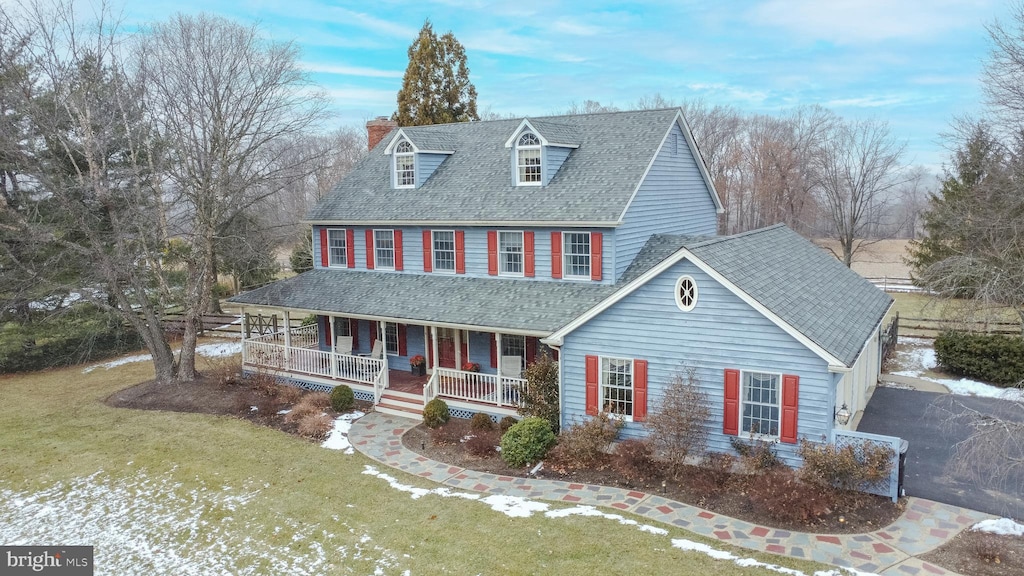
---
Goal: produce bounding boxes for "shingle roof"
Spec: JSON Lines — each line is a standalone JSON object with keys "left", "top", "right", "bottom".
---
{"left": 398, "top": 127, "right": 456, "bottom": 153}
{"left": 307, "top": 108, "right": 683, "bottom": 224}
{"left": 228, "top": 270, "right": 617, "bottom": 333}
{"left": 622, "top": 225, "right": 893, "bottom": 366}
{"left": 527, "top": 119, "right": 581, "bottom": 147}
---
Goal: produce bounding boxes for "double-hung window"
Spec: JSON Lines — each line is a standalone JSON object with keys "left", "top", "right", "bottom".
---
{"left": 327, "top": 228, "right": 346, "bottom": 267}
{"left": 383, "top": 322, "right": 400, "bottom": 356}
{"left": 741, "top": 371, "right": 781, "bottom": 438}
{"left": 501, "top": 334, "right": 526, "bottom": 371}
{"left": 374, "top": 230, "right": 395, "bottom": 270}
{"left": 395, "top": 140, "right": 415, "bottom": 188}
{"left": 601, "top": 357, "right": 634, "bottom": 418}
{"left": 563, "top": 232, "right": 591, "bottom": 279}
{"left": 432, "top": 230, "right": 456, "bottom": 272}
{"left": 516, "top": 132, "right": 541, "bottom": 185}
{"left": 499, "top": 231, "right": 524, "bottom": 276}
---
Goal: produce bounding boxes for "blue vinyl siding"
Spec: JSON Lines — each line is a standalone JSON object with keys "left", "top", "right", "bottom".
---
{"left": 560, "top": 259, "right": 833, "bottom": 467}
{"left": 614, "top": 122, "right": 719, "bottom": 279}
{"left": 544, "top": 146, "right": 572, "bottom": 185}
{"left": 416, "top": 153, "right": 447, "bottom": 188}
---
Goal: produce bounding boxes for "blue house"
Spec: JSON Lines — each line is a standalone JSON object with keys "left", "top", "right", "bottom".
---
{"left": 229, "top": 108, "right": 892, "bottom": 464}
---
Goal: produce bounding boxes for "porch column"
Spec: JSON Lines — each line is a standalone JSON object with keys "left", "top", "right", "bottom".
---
{"left": 454, "top": 330, "right": 463, "bottom": 368}
{"left": 240, "top": 308, "right": 248, "bottom": 364}
{"left": 283, "top": 310, "right": 292, "bottom": 368}
{"left": 495, "top": 332, "right": 503, "bottom": 407}
{"left": 430, "top": 326, "right": 439, "bottom": 374}
{"left": 329, "top": 315, "right": 338, "bottom": 378}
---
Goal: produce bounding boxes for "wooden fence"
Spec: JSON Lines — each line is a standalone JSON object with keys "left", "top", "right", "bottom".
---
{"left": 898, "top": 316, "right": 1021, "bottom": 338}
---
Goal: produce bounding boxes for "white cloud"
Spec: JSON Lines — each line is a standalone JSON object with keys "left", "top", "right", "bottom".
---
{"left": 749, "top": 0, "right": 994, "bottom": 44}
{"left": 825, "top": 95, "right": 914, "bottom": 108}
{"left": 321, "top": 87, "right": 397, "bottom": 106}
{"left": 301, "top": 62, "right": 403, "bottom": 78}
{"left": 547, "top": 20, "right": 604, "bottom": 36}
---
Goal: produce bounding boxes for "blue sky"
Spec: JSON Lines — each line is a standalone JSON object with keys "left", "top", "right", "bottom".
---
{"left": 121, "top": 0, "right": 1011, "bottom": 171}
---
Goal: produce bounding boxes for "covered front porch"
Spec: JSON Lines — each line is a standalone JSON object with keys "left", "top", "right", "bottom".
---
{"left": 239, "top": 308, "right": 535, "bottom": 417}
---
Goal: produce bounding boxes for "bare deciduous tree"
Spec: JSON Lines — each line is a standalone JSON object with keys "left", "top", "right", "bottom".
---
{"left": 930, "top": 394, "right": 1024, "bottom": 495}
{"left": 645, "top": 367, "right": 710, "bottom": 478}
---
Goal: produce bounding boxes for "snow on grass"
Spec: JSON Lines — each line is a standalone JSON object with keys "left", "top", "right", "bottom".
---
{"left": 889, "top": 339, "right": 1024, "bottom": 400}
{"left": 0, "top": 470, "right": 405, "bottom": 575}
{"left": 671, "top": 539, "right": 878, "bottom": 576}
{"left": 321, "top": 411, "right": 365, "bottom": 454}
{"left": 82, "top": 341, "right": 243, "bottom": 373}
{"left": 973, "top": 518, "right": 1024, "bottom": 537}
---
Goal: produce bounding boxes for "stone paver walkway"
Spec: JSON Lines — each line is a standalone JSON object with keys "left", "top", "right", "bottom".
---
{"left": 350, "top": 412, "right": 992, "bottom": 576}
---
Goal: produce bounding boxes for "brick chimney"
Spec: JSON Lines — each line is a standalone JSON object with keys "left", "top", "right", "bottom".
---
{"left": 366, "top": 116, "right": 398, "bottom": 151}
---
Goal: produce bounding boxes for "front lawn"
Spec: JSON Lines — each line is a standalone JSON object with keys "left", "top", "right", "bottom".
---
{"left": 0, "top": 345, "right": 835, "bottom": 575}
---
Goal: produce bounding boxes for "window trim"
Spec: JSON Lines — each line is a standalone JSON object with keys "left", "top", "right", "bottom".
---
{"left": 373, "top": 229, "right": 396, "bottom": 271}
{"left": 562, "top": 231, "right": 592, "bottom": 280}
{"left": 382, "top": 321, "right": 400, "bottom": 356}
{"left": 674, "top": 275, "right": 698, "bottom": 311}
{"left": 515, "top": 132, "right": 542, "bottom": 186}
{"left": 599, "top": 355, "right": 635, "bottom": 422}
{"left": 739, "top": 369, "right": 783, "bottom": 441}
{"left": 498, "top": 230, "right": 525, "bottom": 277}
{"left": 394, "top": 139, "right": 415, "bottom": 189}
{"left": 326, "top": 227, "right": 347, "bottom": 268}
{"left": 431, "top": 229, "right": 457, "bottom": 274}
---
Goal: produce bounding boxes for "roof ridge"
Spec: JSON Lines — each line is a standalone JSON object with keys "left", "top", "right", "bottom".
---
{"left": 391, "top": 107, "right": 679, "bottom": 129}
{"left": 685, "top": 223, "right": 787, "bottom": 248}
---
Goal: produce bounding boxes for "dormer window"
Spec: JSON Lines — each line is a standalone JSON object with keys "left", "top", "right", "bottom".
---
{"left": 394, "top": 140, "right": 415, "bottom": 188}
{"left": 516, "top": 132, "right": 542, "bottom": 185}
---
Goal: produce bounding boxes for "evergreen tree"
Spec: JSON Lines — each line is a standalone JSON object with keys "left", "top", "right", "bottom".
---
{"left": 393, "top": 20, "right": 478, "bottom": 126}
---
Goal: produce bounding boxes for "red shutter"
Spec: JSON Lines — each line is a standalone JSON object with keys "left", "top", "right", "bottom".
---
{"left": 346, "top": 229, "right": 355, "bottom": 268}
{"left": 365, "top": 230, "right": 374, "bottom": 269}
{"left": 370, "top": 321, "right": 378, "bottom": 348}
{"left": 490, "top": 334, "right": 498, "bottom": 368}
{"left": 591, "top": 232, "right": 603, "bottom": 281}
{"left": 394, "top": 230, "right": 404, "bottom": 271}
{"left": 487, "top": 231, "right": 498, "bottom": 276}
{"left": 633, "top": 360, "right": 648, "bottom": 422}
{"left": 422, "top": 230, "right": 432, "bottom": 272}
{"left": 455, "top": 230, "right": 466, "bottom": 274}
{"left": 349, "top": 318, "right": 359, "bottom": 349}
{"left": 460, "top": 337, "right": 468, "bottom": 365}
{"left": 322, "top": 316, "right": 332, "bottom": 347}
{"left": 398, "top": 324, "right": 408, "bottom": 357}
{"left": 585, "top": 355, "right": 599, "bottom": 416}
{"left": 781, "top": 374, "right": 799, "bottom": 444}
{"left": 427, "top": 329, "right": 433, "bottom": 367}
{"left": 526, "top": 336, "right": 537, "bottom": 366}
{"left": 524, "top": 231, "right": 535, "bottom": 277}
{"left": 724, "top": 369, "right": 740, "bottom": 436}
{"left": 319, "top": 228, "right": 329, "bottom": 268}
{"left": 551, "top": 231, "right": 562, "bottom": 279}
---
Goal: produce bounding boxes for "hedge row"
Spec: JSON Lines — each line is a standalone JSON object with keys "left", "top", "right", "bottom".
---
{"left": 934, "top": 331, "right": 1024, "bottom": 387}
{"left": 0, "top": 305, "right": 145, "bottom": 374}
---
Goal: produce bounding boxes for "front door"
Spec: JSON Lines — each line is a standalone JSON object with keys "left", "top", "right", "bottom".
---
{"left": 437, "top": 328, "right": 457, "bottom": 368}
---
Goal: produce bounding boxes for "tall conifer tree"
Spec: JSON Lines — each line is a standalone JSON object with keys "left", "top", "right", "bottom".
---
{"left": 394, "top": 21, "right": 478, "bottom": 126}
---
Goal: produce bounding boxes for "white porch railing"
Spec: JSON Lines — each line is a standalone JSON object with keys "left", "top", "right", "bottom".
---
{"left": 243, "top": 339, "right": 386, "bottom": 387}
{"left": 247, "top": 324, "right": 319, "bottom": 348}
{"left": 434, "top": 367, "right": 526, "bottom": 408}
{"left": 423, "top": 371, "right": 438, "bottom": 406}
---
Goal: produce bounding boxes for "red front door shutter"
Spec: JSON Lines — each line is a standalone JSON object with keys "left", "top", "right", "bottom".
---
{"left": 585, "top": 355, "right": 600, "bottom": 416}
{"left": 633, "top": 359, "right": 648, "bottom": 422}
{"left": 781, "top": 374, "right": 799, "bottom": 444}
{"left": 365, "top": 230, "right": 375, "bottom": 269}
{"left": 487, "top": 231, "right": 498, "bottom": 276}
{"left": 394, "top": 230, "right": 404, "bottom": 271}
{"left": 490, "top": 334, "right": 498, "bottom": 368}
{"left": 460, "top": 337, "right": 469, "bottom": 366}
{"left": 422, "top": 230, "right": 432, "bottom": 272}
{"left": 345, "top": 229, "right": 355, "bottom": 268}
{"left": 526, "top": 336, "right": 537, "bottom": 366}
{"left": 724, "top": 369, "right": 740, "bottom": 436}
{"left": 319, "top": 228, "right": 329, "bottom": 268}
{"left": 455, "top": 230, "right": 466, "bottom": 274}
{"left": 322, "top": 316, "right": 332, "bottom": 347}
{"left": 551, "top": 231, "right": 562, "bottom": 279}
{"left": 591, "top": 232, "right": 603, "bottom": 281}
{"left": 369, "top": 321, "right": 378, "bottom": 348}
{"left": 398, "top": 323, "right": 408, "bottom": 356}
{"left": 524, "top": 231, "right": 535, "bottom": 277}
{"left": 349, "top": 318, "right": 359, "bottom": 349}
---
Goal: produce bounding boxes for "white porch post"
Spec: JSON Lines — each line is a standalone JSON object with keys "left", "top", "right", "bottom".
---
{"left": 283, "top": 310, "right": 292, "bottom": 368}
{"left": 240, "top": 308, "right": 248, "bottom": 364}
{"left": 454, "top": 330, "right": 463, "bottom": 368}
{"left": 329, "top": 315, "right": 338, "bottom": 379}
{"left": 430, "top": 326, "right": 439, "bottom": 374}
{"left": 495, "top": 332, "right": 503, "bottom": 407}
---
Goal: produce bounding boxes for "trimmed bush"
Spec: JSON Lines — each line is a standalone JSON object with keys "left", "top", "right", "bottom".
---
{"left": 730, "top": 436, "right": 782, "bottom": 472}
{"left": 612, "top": 439, "right": 654, "bottom": 483}
{"left": 500, "top": 417, "right": 556, "bottom": 467}
{"left": 303, "top": 392, "right": 332, "bottom": 410}
{"left": 548, "top": 412, "right": 623, "bottom": 470}
{"left": 746, "top": 467, "right": 836, "bottom": 525}
{"left": 276, "top": 384, "right": 304, "bottom": 404}
{"left": 330, "top": 384, "right": 355, "bottom": 412}
{"left": 297, "top": 413, "right": 333, "bottom": 440}
{"left": 470, "top": 412, "right": 495, "bottom": 431}
{"left": 798, "top": 439, "right": 893, "bottom": 492}
{"left": 423, "top": 398, "right": 450, "bottom": 429}
{"left": 465, "top": 430, "right": 500, "bottom": 457}
{"left": 499, "top": 416, "right": 518, "bottom": 434}
{"left": 934, "top": 331, "right": 1024, "bottom": 386}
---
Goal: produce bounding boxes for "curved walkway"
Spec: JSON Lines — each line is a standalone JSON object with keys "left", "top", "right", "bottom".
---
{"left": 350, "top": 412, "right": 991, "bottom": 576}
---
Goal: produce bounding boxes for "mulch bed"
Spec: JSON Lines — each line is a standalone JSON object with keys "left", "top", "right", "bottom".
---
{"left": 402, "top": 421, "right": 903, "bottom": 534}
{"left": 920, "top": 530, "right": 1024, "bottom": 576}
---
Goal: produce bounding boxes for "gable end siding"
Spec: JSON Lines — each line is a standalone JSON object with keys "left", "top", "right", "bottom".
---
{"left": 416, "top": 153, "right": 447, "bottom": 188}
{"left": 544, "top": 146, "right": 572, "bottom": 185}
{"left": 614, "top": 123, "right": 719, "bottom": 279}
{"left": 559, "top": 259, "right": 832, "bottom": 467}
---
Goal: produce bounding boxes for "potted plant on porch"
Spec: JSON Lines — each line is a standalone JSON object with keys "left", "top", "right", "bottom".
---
{"left": 410, "top": 355, "right": 426, "bottom": 376}
{"left": 462, "top": 361, "right": 480, "bottom": 373}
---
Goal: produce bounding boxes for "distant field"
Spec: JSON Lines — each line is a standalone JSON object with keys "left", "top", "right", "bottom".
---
{"left": 813, "top": 238, "right": 912, "bottom": 279}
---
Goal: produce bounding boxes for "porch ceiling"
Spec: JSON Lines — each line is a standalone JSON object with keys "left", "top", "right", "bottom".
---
{"left": 228, "top": 269, "right": 616, "bottom": 334}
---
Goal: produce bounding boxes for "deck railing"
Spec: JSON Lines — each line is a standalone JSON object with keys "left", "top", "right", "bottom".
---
{"left": 247, "top": 324, "right": 319, "bottom": 348}
{"left": 434, "top": 367, "right": 526, "bottom": 407}
{"left": 243, "top": 339, "right": 386, "bottom": 387}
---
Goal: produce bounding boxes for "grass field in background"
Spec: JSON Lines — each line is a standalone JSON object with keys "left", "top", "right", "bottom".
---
{"left": 0, "top": 348, "right": 832, "bottom": 575}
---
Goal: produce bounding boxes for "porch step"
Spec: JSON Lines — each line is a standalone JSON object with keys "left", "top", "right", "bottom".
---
{"left": 376, "top": 401, "right": 423, "bottom": 419}
{"left": 382, "top": 389, "right": 423, "bottom": 402}
{"left": 376, "top": 389, "right": 424, "bottom": 420}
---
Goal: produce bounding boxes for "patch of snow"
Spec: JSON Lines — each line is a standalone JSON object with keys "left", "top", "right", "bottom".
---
{"left": 321, "top": 411, "right": 366, "bottom": 454}
{"left": 671, "top": 538, "right": 878, "bottom": 576}
{"left": 277, "top": 409, "right": 291, "bottom": 415}
{"left": 250, "top": 406, "right": 258, "bottom": 412}
{"left": 82, "top": 341, "right": 243, "bottom": 373}
{"left": 973, "top": 518, "right": 1024, "bottom": 537}
{"left": 889, "top": 340, "right": 1024, "bottom": 400}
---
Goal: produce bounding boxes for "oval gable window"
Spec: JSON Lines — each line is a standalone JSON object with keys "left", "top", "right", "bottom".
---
{"left": 675, "top": 275, "right": 697, "bottom": 311}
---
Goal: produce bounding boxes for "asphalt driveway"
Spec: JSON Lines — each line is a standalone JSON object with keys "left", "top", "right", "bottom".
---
{"left": 857, "top": 387, "right": 1024, "bottom": 519}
